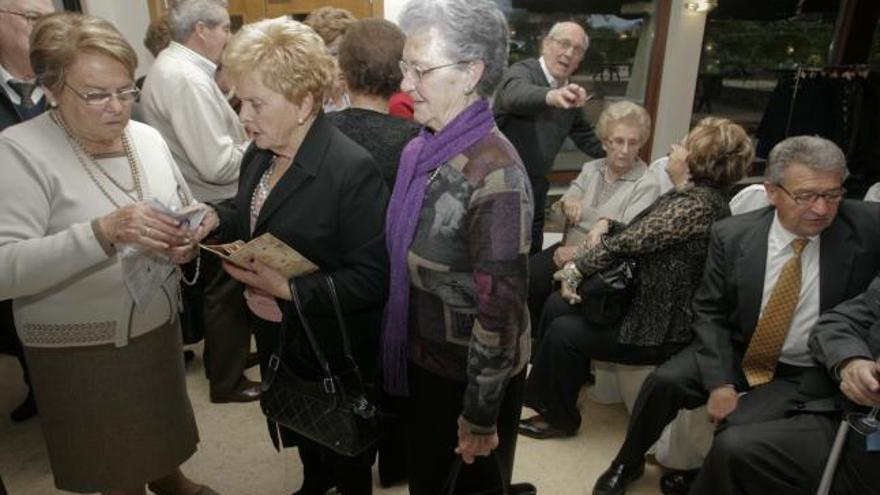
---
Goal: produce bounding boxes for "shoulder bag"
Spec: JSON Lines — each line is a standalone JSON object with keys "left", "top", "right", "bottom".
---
{"left": 260, "top": 275, "right": 381, "bottom": 457}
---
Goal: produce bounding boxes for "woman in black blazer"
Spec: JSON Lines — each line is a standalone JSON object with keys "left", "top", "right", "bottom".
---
{"left": 208, "top": 19, "right": 388, "bottom": 495}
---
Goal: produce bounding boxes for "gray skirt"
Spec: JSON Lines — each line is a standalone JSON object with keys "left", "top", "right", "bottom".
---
{"left": 24, "top": 321, "right": 199, "bottom": 493}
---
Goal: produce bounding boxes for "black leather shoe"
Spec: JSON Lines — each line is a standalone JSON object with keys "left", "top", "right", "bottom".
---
{"left": 659, "top": 469, "right": 699, "bottom": 495}
{"left": 518, "top": 415, "right": 575, "bottom": 439}
{"left": 593, "top": 460, "right": 645, "bottom": 495}
{"left": 10, "top": 389, "right": 37, "bottom": 422}
{"left": 210, "top": 379, "right": 261, "bottom": 403}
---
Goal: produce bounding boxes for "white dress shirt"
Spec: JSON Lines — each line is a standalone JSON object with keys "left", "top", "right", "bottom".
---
{"left": 538, "top": 56, "right": 562, "bottom": 88}
{"left": 0, "top": 63, "right": 44, "bottom": 107}
{"left": 759, "top": 213, "right": 820, "bottom": 367}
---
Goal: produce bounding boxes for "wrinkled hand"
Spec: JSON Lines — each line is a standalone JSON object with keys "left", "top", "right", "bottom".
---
{"left": 839, "top": 358, "right": 880, "bottom": 407}
{"left": 666, "top": 143, "right": 692, "bottom": 188}
{"left": 562, "top": 199, "right": 582, "bottom": 224}
{"left": 162, "top": 205, "right": 220, "bottom": 264}
{"left": 190, "top": 205, "right": 220, "bottom": 244}
{"left": 553, "top": 245, "right": 579, "bottom": 268}
{"left": 455, "top": 417, "right": 499, "bottom": 465}
{"left": 707, "top": 386, "right": 738, "bottom": 425}
{"left": 553, "top": 269, "right": 582, "bottom": 305}
{"left": 584, "top": 218, "right": 610, "bottom": 250}
{"left": 546, "top": 83, "right": 588, "bottom": 109}
{"left": 99, "top": 202, "right": 191, "bottom": 251}
{"left": 223, "top": 258, "right": 292, "bottom": 301}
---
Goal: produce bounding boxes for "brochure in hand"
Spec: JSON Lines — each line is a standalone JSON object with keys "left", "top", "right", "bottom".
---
{"left": 200, "top": 233, "right": 318, "bottom": 278}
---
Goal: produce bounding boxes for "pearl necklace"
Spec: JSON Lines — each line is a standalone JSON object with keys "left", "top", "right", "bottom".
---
{"left": 51, "top": 110, "right": 143, "bottom": 207}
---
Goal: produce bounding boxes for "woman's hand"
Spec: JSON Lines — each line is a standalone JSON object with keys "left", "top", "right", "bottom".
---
{"left": 562, "top": 199, "right": 582, "bottom": 224}
{"left": 666, "top": 143, "right": 692, "bottom": 188}
{"left": 584, "top": 218, "right": 610, "bottom": 249}
{"left": 190, "top": 205, "right": 220, "bottom": 244}
{"left": 455, "top": 417, "right": 499, "bottom": 464}
{"left": 99, "top": 202, "right": 191, "bottom": 250}
{"left": 553, "top": 245, "right": 579, "bottom": 268}
{"left": 553, "top": 267, "right": 582, "bottom": 305}
{"left": 222, "top": 258, "right": 292, "bottom": 301}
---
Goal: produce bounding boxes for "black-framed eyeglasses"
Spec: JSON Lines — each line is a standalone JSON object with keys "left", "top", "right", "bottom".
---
{"left": 0, "top": 8, "right": 44, "bottom": 24}
{"left": 399, "top": 60, "right": 471, "bottom": 83}
{"left": 549, "top": 36, "right": 587, "bottom": 57}
{"left": 63, "top": 82, "right": 140, "bottom": 106}
{"left": 776, "top": 184, "right": 846, "bottom": 206}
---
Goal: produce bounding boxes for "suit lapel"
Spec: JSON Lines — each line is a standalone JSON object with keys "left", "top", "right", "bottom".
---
{"left": 818, "top": 215, "right": 854, "bottom": 312}
{"left": 252, "top": 113, "right": 330, "bottom": 234}
{"left": 736, "top": 209, "right": 774, "bottom": 332}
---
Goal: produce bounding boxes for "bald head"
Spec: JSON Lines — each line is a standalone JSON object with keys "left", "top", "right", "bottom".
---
{"left": 0, "top": 0, "right": 55, "bottom": 78}
{"left": 541, "top": 21, "right": 588, "bottom": 83}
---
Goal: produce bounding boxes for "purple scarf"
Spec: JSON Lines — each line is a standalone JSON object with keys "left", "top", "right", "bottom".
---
{"left": 382, "top": 99, "right": 495, "bottom": 395}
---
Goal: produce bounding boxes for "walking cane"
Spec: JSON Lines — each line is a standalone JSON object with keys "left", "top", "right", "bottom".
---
{"left": 815, "top": 420, "right": 849, "bottom": 495}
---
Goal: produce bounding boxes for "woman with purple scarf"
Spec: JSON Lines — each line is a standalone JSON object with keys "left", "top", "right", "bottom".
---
{"left": 383, "top": 1, "right": 533, "bottom": 492}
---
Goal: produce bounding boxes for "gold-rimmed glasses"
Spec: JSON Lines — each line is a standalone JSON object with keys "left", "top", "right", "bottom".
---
{"left": 399, "top": 60, "right": 471, "bottom": 84}
{"left": 63, "top": 81, "right": 140, "bottom": 106}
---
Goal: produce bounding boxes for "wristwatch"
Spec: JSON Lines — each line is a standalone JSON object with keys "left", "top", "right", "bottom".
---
{"left": 562, "top": 261, "right": 583, "bottom": 290}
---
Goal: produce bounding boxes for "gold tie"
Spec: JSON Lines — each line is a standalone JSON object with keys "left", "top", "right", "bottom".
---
{"left": 741, "top": 238, "right": 809, "bottom": 387}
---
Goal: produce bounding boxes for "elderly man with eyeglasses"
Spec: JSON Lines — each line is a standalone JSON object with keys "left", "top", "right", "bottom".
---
{"left": 0, "top": 0, "right": 55, "bottom": 424}
{"left": 140, "top": 0, "right": 258, "bottom": 405}
{"left": 494, "top": 21, "right": 605, "bottom": 255}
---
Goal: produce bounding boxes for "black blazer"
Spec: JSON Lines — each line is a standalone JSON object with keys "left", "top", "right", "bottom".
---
{"left": 493, "top": 58, "right": 604, "bottom": 178}
{"left": 0, "top": 90, "right": 46, "bottom": 132}
{"left": 693, "top": 200, "right": 880, "bottom": 391}
{"left": 215, "top": 112, "right": 389, "bottom": 376}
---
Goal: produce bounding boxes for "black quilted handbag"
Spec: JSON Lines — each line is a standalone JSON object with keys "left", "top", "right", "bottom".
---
{"left": 260, "top": 275, "right": 380, "bottom": 457}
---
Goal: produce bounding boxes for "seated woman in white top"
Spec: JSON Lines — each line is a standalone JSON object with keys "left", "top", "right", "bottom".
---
{"left": 528, "top": 100, "right": 660, "bottom": 336}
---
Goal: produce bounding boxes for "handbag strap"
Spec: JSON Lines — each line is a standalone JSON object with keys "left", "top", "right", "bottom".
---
{"left": 442, "top": 453, "right": 511, "bottom": 495}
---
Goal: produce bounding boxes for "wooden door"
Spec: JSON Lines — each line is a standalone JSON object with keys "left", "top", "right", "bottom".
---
{"left": 266, "top": 0, "right": 381, "bottom": 19}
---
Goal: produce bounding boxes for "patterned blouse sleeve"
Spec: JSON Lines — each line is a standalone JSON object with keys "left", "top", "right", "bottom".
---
{"left": 574, "top": 188, "right": 718, "bottom": 277}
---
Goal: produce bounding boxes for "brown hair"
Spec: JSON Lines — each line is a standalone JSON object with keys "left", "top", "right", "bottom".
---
{"left": 30, "top": 12, "right": 137, "bottom": 92}
{"left": 144, "top": 14, "right": 171, "bottom": 57}
{"left": 303, "top": 6, "right": 356, "bottom": 46}
{"left": 222, "top": 18, "right": 334, "bottom": 109}
{"left": 338, "top": 19, "right": 405, "bottom": 99}
{"left": 685, "top": 117, "right": 754, "bottom": 188}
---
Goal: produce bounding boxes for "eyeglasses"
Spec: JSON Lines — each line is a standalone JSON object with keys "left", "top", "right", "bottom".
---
{"left": 607, "top": 137, "right": 642, "bottom": 152}
{"left": 0, "top": 8, "right": 44, "bottom": 24}
{"left": 776, "top": 184, "right": 846, "bottom": 206}
{"left": 550, "top": 36, "right": 587, "bottom": 57}
{"left": 399, "top": 60, "right": 471, "bottom": 83}
{"left": 64, "top": 82, "right": 139, "bottom": 106}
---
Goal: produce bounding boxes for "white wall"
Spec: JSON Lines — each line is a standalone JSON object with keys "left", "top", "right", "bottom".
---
{"left": 649, "top": 0, "right": 707, "bottom": 160}
{"left": 384, "top": 0, "right": 405, "bottom": 23}
{"left": 81, "top": 0, "right": 154, "bottom": 78}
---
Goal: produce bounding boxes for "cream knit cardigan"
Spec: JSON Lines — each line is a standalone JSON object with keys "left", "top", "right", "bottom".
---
{"left": 0, "top": 113, "right": 191, "bottom": 348}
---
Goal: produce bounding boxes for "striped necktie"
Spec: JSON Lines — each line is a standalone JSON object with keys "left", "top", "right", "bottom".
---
{"left": 8, "top": 80, "right": 37, "bottom": 109}
{"left": 742, "top": 238, "right": 809, "bottom": 387}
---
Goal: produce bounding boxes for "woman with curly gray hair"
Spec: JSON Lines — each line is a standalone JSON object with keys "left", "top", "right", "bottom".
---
{"left": 383, "top": 0, "right": 533, "bottom": 493}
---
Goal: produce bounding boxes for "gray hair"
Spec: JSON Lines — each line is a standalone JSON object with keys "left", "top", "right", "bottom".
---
{"left": 547, "top": 21, "right": 588, "bottom": 46}
{"left": 398, "top": 0, "right": 509, "bottom": 97}
{"left": 168, "top": 0, "right": 228, "bottom": 43}
{"left": 767, "top": 135, "right": 849, "bottom": 184}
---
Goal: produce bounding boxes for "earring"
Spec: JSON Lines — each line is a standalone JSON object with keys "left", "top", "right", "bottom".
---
{"left": 297, "top": 118, "right": 304, "bottom": 125}
{"left": 464, "top": 86, "right": 474, "bottom": 95}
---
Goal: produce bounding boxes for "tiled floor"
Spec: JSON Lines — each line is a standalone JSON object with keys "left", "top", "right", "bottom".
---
{"left": 0, "top": 348, "right": 664, "bottom": 495}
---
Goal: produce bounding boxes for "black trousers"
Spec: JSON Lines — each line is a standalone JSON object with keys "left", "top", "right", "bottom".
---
{"left": 406, "top": 363, "right": 526, "bottom": 495}
{"left": 528, "top": 175, "right": 550, "bottom": 255}
{"left": 524, "top": 293, "right": 682, "bottom": 432}
{"left": 691, "top": 382, "right": 880, "bottom": 495}
{"left": 0, "top": 299, "right": 30, "bottom": 390}
{"left": 526, "top": 244, "right": 559, "bottom": 341}
{"left": 200, "top": 252, "right": 251, "bottom": 395}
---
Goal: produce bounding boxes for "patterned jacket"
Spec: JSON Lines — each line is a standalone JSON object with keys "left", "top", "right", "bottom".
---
{"left": 407, "top": 128, "right": 533, "bottom": 433}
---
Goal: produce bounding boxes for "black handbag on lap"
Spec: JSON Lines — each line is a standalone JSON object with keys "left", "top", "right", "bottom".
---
{"left": 260, "top": 275, "right": 381, "bottom": 457}
{"left": 576, "top": 259, "right": 636, "bottom": 327}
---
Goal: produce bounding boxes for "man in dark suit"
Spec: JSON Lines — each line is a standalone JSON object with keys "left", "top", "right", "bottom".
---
{"left": 690, "top": 273, "right": 880, "bottom": 494}
{"left": 592, "top": 135, "right": 880, "bottom": 495}
{"left": 0, "top": 0, "right": 55, "bottom": 422}
{"left": 494, "top": 21, "right": 604, "bottom": 254}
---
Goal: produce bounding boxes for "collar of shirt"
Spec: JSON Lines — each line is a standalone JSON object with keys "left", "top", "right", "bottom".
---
{"left": 0, "top": 63, "right": 45, "bottom": 107}
{"left": 165, "top": 41, "right": 217, "bottom": 78}
{"left": 598, "top": 159, "right": 647, "bottom": 183}
{"left": 768, "top": 211, "right": 820, "bottom": 257}
{"left": 538, "top": 57, "right": 564, "bottom": 89}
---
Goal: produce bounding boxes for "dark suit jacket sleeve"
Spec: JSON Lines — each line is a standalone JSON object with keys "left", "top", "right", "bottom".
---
{"left": 693, "top": 222, "right": 742, "bottom": 390}
{"left": 493, "top": 60, "right": 551, "bottom": 116}
{"left": 570, "top": 108, "right": 605, "bottom": 158}
{"left": 293, "top": 157, "right": 389, "bottom": 315}
{"left": 809, "top": 275, "right": 880, "bottom": 374}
